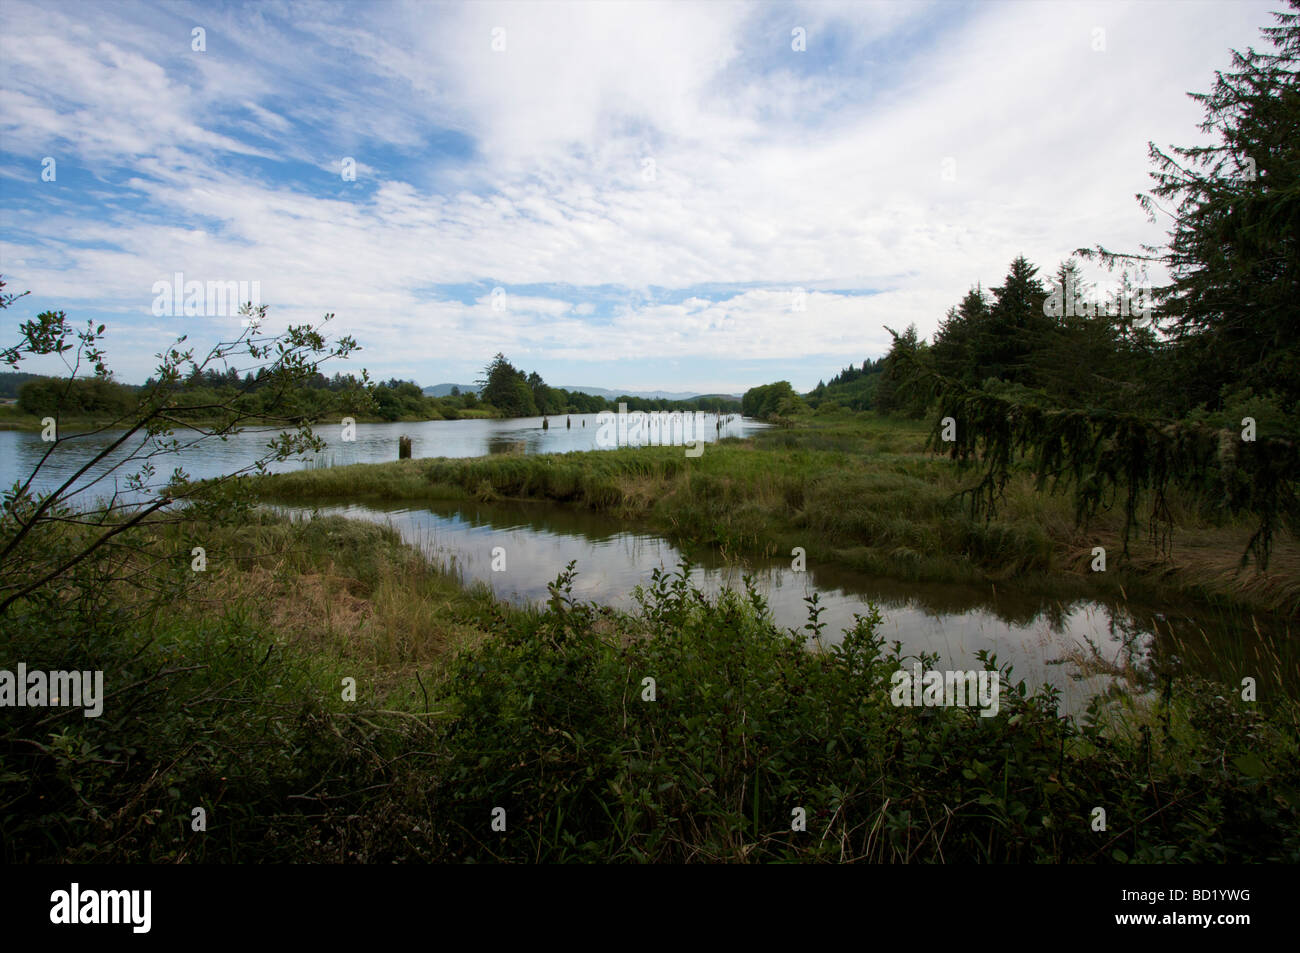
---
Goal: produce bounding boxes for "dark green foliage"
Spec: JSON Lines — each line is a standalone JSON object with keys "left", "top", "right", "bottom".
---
{"left": 17, "top": 374, "right": 140, "bottom": 417}
{"left": 429, "top": 563, "right": 1300, "bottom": 862}
{"left": 0, "top": 371, "right": 48, "bottom": 400}
{"left": 873, "top": 324, "right": 930, "bottom": 418}
{"left": 476, "top": 354, "right": 537, "bottom": 417}
{"left": 742, "top": 380, "right": 804, "bottom": 420}
{"left": 931, "top": 286, "right": 990, "bottom": 387}
{"left": 0, "top": 606, "right": 370, "bottom": 862}
{"left": 472, "top": 353, "right": 738, "bottom": 419}
{"left": 896, "top": 6, "right": 1300, "bottom": 572}
{"left": 807, "top": 359, "right": 885, "bottom": 411}
{"left": 3, "top": 523, "right": 1296, "bottom": 862}
{"left": 920, "top": 365, "right": 1299, "bottom": 570}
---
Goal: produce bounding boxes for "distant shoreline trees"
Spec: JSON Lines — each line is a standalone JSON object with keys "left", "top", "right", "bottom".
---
{"left": 2, "top": 354, "right": 741, "bottom": 426}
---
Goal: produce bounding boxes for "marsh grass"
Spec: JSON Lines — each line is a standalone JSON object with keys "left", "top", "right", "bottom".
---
{"left": 253, "top": 412, "right": 1298, "bottom": 616}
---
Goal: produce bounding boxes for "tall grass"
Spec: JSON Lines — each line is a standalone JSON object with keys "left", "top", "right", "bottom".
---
{"left": 252, "top": 412, "right": 1299, "bottom": 616}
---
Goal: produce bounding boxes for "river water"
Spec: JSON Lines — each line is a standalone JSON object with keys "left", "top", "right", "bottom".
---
{"left": 269, "top": 497, "right": 1293, "bottom": 713}
{"left": 0, "top": 411, "right": 759, "bottom": 506}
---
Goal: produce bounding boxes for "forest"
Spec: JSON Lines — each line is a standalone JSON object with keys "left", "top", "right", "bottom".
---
{"left": 1, "top": 354, "right": 739, "bottom": 426}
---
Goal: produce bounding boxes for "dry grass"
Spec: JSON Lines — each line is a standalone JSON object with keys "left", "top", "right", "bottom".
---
{"left": 121, "top": 513, "right": 504, "bottom": 700}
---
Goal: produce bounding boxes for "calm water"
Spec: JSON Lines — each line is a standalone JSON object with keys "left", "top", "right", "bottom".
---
{"left": 0, "top": 412, "right": 762, "bottom": 506}
{"left": 272, "top": 499, "right": 1295, "bottom": 712}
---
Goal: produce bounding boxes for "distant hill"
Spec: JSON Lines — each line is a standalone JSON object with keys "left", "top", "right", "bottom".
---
{"left": 0, "top": 371, "right": 49, "bottom": 399}
{"left": 557, "top": 385, "right": 742, "bottom": 402}
{"left": 423, "top": 381, "right": 740, "bottom": 402}
{"left": 421, "top": 383, "right": 482, "bottom": 397}
{"left": 689, "top": 393, "right": 746, "bottom": 404}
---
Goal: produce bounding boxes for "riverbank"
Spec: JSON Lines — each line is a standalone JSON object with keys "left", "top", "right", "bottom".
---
{"left": 4, "top": 508, "right": 1297, "bottom": 862}
{"left": 252, "top": 410, "right": 1299, "bottom": 618}
{"left": 0, "top": 403, "right": 496, "bottom": 431}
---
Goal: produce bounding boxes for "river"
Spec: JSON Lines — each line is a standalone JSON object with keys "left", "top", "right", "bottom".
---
{"left": 0, "top": 411, "right": 760, "bottom": 506}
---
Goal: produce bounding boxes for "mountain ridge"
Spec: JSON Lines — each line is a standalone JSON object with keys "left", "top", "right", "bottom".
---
{"left": 421, "top": 382, "right": 741, "bottom": 401}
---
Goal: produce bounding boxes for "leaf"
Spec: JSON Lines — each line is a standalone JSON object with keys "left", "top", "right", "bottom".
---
{"left": 1233, "top": 753, "right": 1266, "bottom": 778}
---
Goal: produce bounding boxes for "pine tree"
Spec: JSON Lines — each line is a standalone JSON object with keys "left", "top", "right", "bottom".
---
{"left": 982, "top": 256, "right": 1050, "bottom": 386}
{"left": 1082, "top": 0, "right": 1300, "bottom": 412}
{"left": 931, "top": 284, "right": 989, "bottom": 385}
{"left": 901, "top": 6, "right": 1299, "bottom": 568}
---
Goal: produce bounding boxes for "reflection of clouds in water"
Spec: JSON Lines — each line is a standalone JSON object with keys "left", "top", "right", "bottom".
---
{"left": 272, "top": 500, "right": 1246, "bottom": 713}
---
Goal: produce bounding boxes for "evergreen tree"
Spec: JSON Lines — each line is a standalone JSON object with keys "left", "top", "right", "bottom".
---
{"left": 897, "top": 5, "right": 1299, "bottom": 569}
{"left": 931, "top": 284, "right": 989, "bottom": 385}
{"left": 875, "top": 324, "right": 930, "bottom": 417}
{"left": 1082, "top": 0, "right": 1300, "bottom": 413}
{"left": 477, "top": 353, "right": 537, "bottom": 416}
{"left": 981, "top": 256, "right": 1050, "bottom": 386}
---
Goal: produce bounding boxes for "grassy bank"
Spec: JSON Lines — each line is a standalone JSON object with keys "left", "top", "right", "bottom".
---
{"left": 3, "top": 510, "right": 1297, "bottom": 862}
{"left": 252, "top": 410, "right": 1300, "bottom": 617}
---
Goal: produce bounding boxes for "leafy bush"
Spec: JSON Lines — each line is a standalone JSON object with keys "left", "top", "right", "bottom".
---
{"left": 427, "top": 562, "right": 1300, "bottom": 862}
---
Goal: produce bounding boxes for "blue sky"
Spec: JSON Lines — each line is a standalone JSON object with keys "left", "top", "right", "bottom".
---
{"left": 0, "top": 0, "right": 1278, "bottom": 393}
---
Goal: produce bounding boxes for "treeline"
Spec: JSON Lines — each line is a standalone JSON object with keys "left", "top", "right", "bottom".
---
{"left": 476, "top": 353, "right": 740, "bottom": 417}
{"left": 802, "top": 358, "right": 887, "bottom": 413}
{"left": 745, "top": 4, "right": 1299, "bottom": 569}
{"left": 10, "top": 374, "right": 141, "bottom": 417}
{"left": 749, "top": 3, "right": 1300, "bottom": 439}
{"left": 766, "top": 255, "right": 1164, "bottom": 420}
{"left": 0, "top": 371, "right": 47, "bottom": 400}
{"left": 12, "top": 358, "right": 741, "bottom": 423}
{"left": 787, "top": 249, "right": 1295, "bottom": 436}
{"left": 13, "top": 367, "right": 382, "bottom": 422}
{"left": 867, "top": 257, "right": 1179, "bottom": 420}
{"left": 749, "top": 247, "right": 1295, "bottom": 435}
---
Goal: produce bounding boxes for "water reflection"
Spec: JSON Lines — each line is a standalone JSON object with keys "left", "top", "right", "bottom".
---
{"left": 270, "top": 498, "right": 1296, "bottom": 712}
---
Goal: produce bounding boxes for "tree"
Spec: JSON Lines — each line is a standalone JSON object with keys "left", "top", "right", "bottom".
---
{"left": 0, "top": 281, "right": 364, "bottom": 616}
{"left": 874, "top": 324, "right": 930, "bottom": 417}
{"left": 476, "top": 353, "right": 528, "bottom": 416}
{"left": 931, "top": 285, "right": 989, "bottom": 386}
{"left": 980, "top": 256, "right": 1050, "bottom": 386}
{"left": 742, "top": 381, "right": 803, "bottom": 420}
{"left": 1080, "top": 0, "right": 1300, "bottom": 413}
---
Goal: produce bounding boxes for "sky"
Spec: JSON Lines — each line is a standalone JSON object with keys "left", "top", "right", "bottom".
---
{"left": 0, "top": 0, "right": 1282, "bottom": 394}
